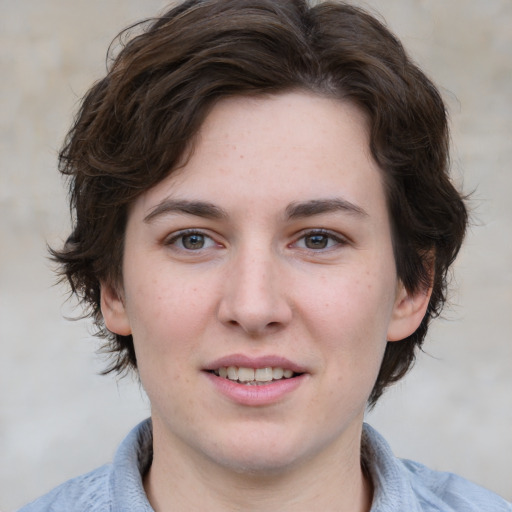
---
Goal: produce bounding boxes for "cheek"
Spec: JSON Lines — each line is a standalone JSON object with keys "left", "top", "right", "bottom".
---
{"left": 304, "top": 270, "right": 395, "bottom": 338}
{"left": 307, "top": 274, "right": 394, "bottom": 406}
{"left": 124, "top": 269, "right": 216, "bottom": 357}
{"left": 297, "top": 267, "right": 397, "bottom": 397}
{"left": 125, "top": 279, "right": 207, "bottom": 406}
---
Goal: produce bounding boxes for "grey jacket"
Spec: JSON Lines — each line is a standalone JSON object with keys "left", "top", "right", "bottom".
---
{"left": 19, "top": 419, "right": 511, "bottom": 511}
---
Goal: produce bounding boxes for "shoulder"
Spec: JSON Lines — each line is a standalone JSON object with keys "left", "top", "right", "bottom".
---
{"left": 17, "top": 464, "right": 112, "bottom": 512}
{"left": 400, "top": 458, "right": 512, "bottom": 512}
{"left": 18, "top": 420, "right": 153, "bottom": 512}
{"left": 362, "top": 423, "right": 511, "bottom": 512}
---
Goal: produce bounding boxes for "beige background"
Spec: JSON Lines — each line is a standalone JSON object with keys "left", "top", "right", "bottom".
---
{"left": 1, "top": 0, "right": 511, "bottom": 509}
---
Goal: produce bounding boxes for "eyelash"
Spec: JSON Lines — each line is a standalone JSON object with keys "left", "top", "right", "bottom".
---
{"left": 164, "top": 229, "right": 219, "bottom": 251}
{"left": 164, "top": 228, "right": 347, "bottom": 252}
{"left": 292, "top": 229, "right": 348, "bottom": 251}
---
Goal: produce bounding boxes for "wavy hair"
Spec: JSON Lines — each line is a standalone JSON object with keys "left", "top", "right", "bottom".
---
{"left": 52, "top": 0, "right": 468, "bottom": 406}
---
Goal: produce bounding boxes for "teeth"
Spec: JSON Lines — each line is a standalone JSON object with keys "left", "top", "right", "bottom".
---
{"left": 238, "top": 367, "right": 255, "bottom": 382}
{"left": 255, "top": 367, "right": 273, "bottom": 382}
{"left": 272, "top": 367, "right": 284, "bottom": 379}
{"left": 214, "top": 366, "right": 297, "bottom": 384}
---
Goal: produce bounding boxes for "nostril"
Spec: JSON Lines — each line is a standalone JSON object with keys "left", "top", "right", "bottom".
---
{"left": 223, "top": 318, "right": 283, "bottom": 335}
{"left": 217, "top": 289, "right": 292, "bottom": 334}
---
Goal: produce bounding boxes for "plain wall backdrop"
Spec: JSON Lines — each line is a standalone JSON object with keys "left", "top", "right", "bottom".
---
{"left": 1, "top": 0, "right": 511, "bottom": 509}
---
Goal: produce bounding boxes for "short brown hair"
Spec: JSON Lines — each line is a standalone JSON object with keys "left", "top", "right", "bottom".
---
{"left": 53, "top": 0, "right": 468, "bottom": 406}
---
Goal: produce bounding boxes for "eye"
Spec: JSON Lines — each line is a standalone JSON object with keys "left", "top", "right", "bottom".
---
{"left": 294, "top": 230, "right": 346, "bottom": 250}
{"left": 166, "top": 230, "right": 218, "bottom": 251}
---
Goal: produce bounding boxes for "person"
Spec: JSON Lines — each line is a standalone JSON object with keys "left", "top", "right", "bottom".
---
{"left": 19, "top": 0, "right": 511, "bottom": 511}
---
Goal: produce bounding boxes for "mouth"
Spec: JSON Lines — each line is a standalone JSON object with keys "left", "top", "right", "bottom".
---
{"left": 208, "top": 366, "right": 302, "bottom": 386}
{"left": 204, "top": 356, "right": 307, "bottom": 404}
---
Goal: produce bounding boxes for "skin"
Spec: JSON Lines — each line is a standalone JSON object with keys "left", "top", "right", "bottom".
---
{"left": 102, "top": 92, "right": 430, "bottom": 511}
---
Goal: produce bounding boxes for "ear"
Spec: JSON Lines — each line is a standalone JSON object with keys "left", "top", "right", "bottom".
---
{"left": 100, "top": 282, "right": 132, "bottom": 336}
{"left": 387, "top": 281, "right": 431, "bottom": 342}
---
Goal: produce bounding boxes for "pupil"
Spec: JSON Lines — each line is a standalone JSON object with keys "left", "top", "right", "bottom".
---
{"left": 306, "top": 234, "right": 328, "bottom": 249}
{"left": 183, "top": 234, "right": 204, "bottom": 249}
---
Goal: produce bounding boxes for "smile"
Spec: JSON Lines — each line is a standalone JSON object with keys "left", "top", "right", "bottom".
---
{"left": 204, "top": 357, "right": 307, "bottom": 405}
{"left": 211, "top": 366, "right": 299, "bottom": 385}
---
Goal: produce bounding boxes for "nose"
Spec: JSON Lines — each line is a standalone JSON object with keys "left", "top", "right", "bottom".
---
{"left": 217, "top": 246, "right": 293, "bottom": 336}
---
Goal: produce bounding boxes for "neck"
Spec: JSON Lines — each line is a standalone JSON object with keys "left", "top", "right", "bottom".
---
{"left": 144, "top": 420, "right": 373, "bottom": 512}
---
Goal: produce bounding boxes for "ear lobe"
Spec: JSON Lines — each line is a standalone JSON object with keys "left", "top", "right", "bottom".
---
{"left": 100, "top": 282, "right": 132, "bottom": 336}
{"left": 387, "top": 282, "right": 432, "bottom": 342}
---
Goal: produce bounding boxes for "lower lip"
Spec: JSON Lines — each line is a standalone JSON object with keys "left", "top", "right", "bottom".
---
{"left": 204, "top": 372, "right": 307, "bottom": 406}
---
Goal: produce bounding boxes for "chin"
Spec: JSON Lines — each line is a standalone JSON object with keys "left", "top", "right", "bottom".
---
{"left": 202, "top": 427, "right": 315, "bottom": 476}
{"left": 214, "top": 450, "right": 303, "bottom": 476}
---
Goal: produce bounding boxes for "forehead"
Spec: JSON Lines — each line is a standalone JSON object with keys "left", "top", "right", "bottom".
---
{"left": 194, "top": 92, "right": 372, "bottom": 170}
{"left": 134, "top": 91, "right": 386, "bottom": 221}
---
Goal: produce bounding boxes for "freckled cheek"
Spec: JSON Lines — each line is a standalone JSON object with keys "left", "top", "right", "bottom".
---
{"left": 303, "top": 277, "right": 391, "bottom": 347}
{"left": 128, "top": 277, "right": 214, "bottom": 356}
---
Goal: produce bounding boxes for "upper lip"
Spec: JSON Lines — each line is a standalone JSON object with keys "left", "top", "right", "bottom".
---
{"left": 204, "top": 354, "right": 307, "bottom": 374}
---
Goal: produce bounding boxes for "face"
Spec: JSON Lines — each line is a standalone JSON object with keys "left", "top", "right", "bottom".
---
{"left": 102, "top": 92, "right": 427, "bottom": 475}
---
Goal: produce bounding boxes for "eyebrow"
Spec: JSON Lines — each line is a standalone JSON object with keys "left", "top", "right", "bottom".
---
{"left": 144, "top": 197, "right": 367, "bottom": 223}
{"left": 285, "top": 198, "right": 368, "bottom": 220}
{"left": 144, "top": 199, "right": 228, "bottom": 223}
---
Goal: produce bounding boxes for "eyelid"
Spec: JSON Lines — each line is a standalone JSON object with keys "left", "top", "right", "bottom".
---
{"left": 164, "top": 228, "right": 221, "bottom": 250}
{"left": 163, "top": 227, "right": 349, "bottom": 251}
{"left": 291, "top": 228, "right": 350, "bottom": 250}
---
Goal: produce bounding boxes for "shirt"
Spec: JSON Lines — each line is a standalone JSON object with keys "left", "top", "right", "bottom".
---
{"left": 19, "top": 419, "right": 511, "bottom": 511}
